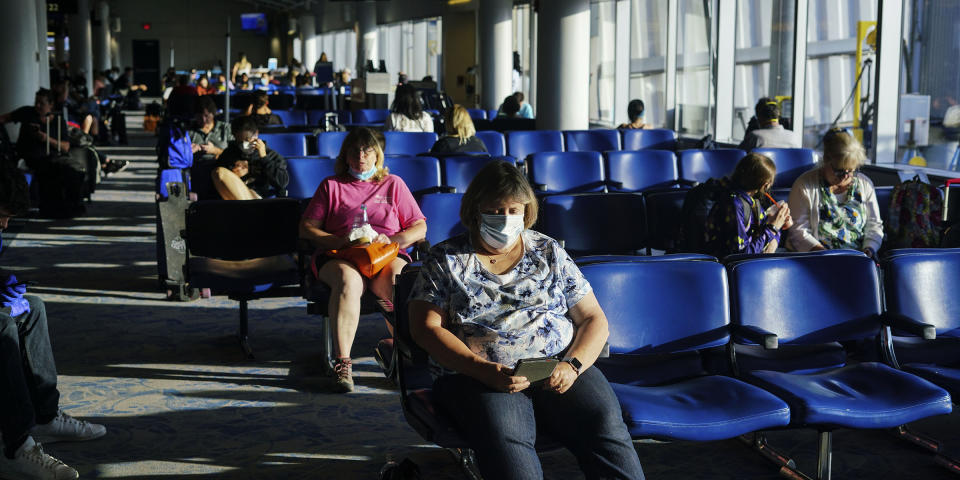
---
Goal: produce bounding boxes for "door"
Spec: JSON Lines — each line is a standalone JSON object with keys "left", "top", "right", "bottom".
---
{"left": 132, "top": 39, "right": 160, "bottom": 96}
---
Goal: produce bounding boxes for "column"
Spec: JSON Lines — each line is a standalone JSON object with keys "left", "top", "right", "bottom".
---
{"left": 55, "top": 34, "right": 66, "bottom": 66}
{"left": 300, "top": 14, "right": 317, "bottom": 70}
{"left": 36, "top": 0, "right": 50, "bottom": 88}
{"left": 0, "top": 0, "right": 40, "bottom": 116}
{"left": 478, "top": 0, "right": 512, "bottom": 111}
{"left": 355, "top": 1, "right": 377, "bottom": 73}
{"left": 92, "top": 0, "right": 110, "bottom": 73}
{"left": 768, "top": 0, "right": 795, "bottom": 98}
{"left": 68, "top": 0, "right": 93, "bottom": 94}
{"left": 535, "top": 0, "right": 589, "bottom": 130}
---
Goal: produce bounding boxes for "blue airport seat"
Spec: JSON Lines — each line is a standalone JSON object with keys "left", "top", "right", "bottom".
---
{"left": 875, "top": 185, "right": 893, "bottom": 224}
{"left": 269, "top": 93, "right": 295, "bottom": 111}
{"left": 678, "top": 148, "right": 746, "bottom": 185}
{"left": 621, "top": 128, "right": 678, "bottom": 150}
{"left": 539, "top": 193, "right": 646, "bottom": 256}
{"left": 475, "top": 130, "right": 506, "bottom": 156}
{"left": 605, "top": 150, "right": 679, "bottom": 192}
{"left": 582, "top": 260, "right": 791, "bottom": 441}
{"left": 751, "top": 148, "right": 817, "bottom": 188}
{"left": 383, "top": 131, "right": 438, "bottom": 156}
{"left": 466, "top": 108, "right": 487, "bottom": 121}
{"left": 562, "top": 129, "right": 620, "bottom": 152}
{"left": 285, "top": 157, "right": 337, "bottom": 199}
{"left": 528, "top": 151, "right": 605, "bottom": 193}
{"left": 418, "top": 192, "right": 467, "bottom": 247}
{"left": 441, "top": 155, "right": 515, "bottom": 193}
{"left": 259, "top": 133, "right": 308, "bottom": 157}
{"left": 506, "top": 130, "right": 563, "bottom": 163}
{"left": 185, "top": 198, "right": 301, "bottom": 358}
{"left": 643, "top": 188, "right": 689, "bottom": 253}
{"left": 307, "top": 109, "right": 350, "bottom": 128}
{"left": 487, "top": 108, "right": 499, "bottom": 121}
{"left": 727, "top": 252, "right": 953, "bottom": 480}
{"left": 316, "top": 131, "right": 349, "bottom": 159}
{"left": 271, "top": 110, "right": 307, "bottom": 127}
{"left": 352, "top": 108, "right": 390, "bottom": 125}
{"left": 383, "top": 155, "right": 443, "bottom": 196}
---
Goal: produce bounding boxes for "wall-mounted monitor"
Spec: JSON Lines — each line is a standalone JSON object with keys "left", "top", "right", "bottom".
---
{"left": 240, "top": 13, "right": 268, "bottom": 36}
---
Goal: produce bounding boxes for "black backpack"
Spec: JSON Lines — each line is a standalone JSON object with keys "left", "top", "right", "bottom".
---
{"left": 678, "top": 178, "right": 762, "bottom": 254}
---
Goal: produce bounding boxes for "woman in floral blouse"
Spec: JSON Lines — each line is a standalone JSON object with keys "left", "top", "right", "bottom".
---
{"left": 408, "top": 161, "right": 644, "bottom": 480}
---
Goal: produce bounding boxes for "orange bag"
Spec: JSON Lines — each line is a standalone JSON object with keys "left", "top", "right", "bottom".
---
{"left": 326, "top": 242, "right": 400, "bottom": 278}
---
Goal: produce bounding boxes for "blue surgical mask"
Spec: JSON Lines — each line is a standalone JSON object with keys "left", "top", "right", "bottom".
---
{"left": 350, "top": 166, "right": 377, "bottom": 181}
{"left": 480, "top": 214, "right": 524, "bottom": 250}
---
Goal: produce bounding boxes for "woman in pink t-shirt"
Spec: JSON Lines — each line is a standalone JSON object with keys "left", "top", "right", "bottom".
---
{"left": 300, "top": 127, "right": 427, "bottom": 392}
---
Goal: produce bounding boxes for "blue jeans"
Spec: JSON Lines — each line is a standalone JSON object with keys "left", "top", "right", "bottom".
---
{"left": 433, "top": 366, "right": 644, "bottom": 480}
{"left": 0, "top": 296, "right": 60, "bottom": 447}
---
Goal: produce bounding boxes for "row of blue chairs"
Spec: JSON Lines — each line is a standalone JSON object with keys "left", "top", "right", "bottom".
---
{"left": 393, "top": 250, "right": 957, "bottom": 479}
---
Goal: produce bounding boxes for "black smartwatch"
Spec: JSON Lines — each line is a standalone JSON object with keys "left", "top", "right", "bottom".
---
{"left": 562, "top": 357, "right": 582, "bottom": 375}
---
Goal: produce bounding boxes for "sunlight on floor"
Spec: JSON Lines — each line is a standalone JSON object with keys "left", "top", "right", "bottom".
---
{"left": 94, "top": 461, "right": 239, "bottom": 477}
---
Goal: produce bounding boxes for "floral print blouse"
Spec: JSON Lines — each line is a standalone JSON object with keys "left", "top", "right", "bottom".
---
{"left": 409, "top": 230, "right": 591, "bottom": 377}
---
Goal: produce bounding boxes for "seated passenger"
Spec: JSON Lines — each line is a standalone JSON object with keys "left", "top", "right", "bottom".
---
{"left": 408, "top": 161, "right": 645, "bottom": 480}
{"left": 786, "top": 128, "right": 883, "bottom": 258}
{"left": 244, "top": 91, "right": 283, "bottom": 128}
{"left": 384, "top": 84, "right": 433, "bottom": 132}
{"left": 237, "top": 72, "right": 252, "bottom": 91}
{"left": 705, "top": 153, "right": 792, "bottom": 258}
{"left": 299, "top": 127, "right": 426, "bottom": 392}
{"left": 0, "top": 89, "right": 70, "bottom": 171}
{"left": 255, "top": 73, "right": 277, "bottom": 93}
{"left": 188, "top": 96, "right": 231, "bottom": 162}
{"left": 737, "top": 98, "right": 801, "bottom": 150}
{"left": 212, "top": 117, "right": 289, "bottom": 200}
{"left": 0, "top": 167, "right": 107, "bottom": 480}
{"left": 490, "top": 95, "right": 535, "bottom": 132}
{"left": 617, "top": 99, "right": 651, "bottom": 130}
{"left": 513, "top": 91, "right": 534, "bottom": 119}
{"left": 430, "top": 105, "right": 488, "bottom": 155}
{"left": 195, "top": 76, "right": 217, "bottom": 96}
{"left": 497, "top": 94, "right": 521, "bottom": 119}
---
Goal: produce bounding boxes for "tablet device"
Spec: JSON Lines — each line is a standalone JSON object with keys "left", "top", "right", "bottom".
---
{"left": 513, "top": 357, "right": 559, "bottom": 383}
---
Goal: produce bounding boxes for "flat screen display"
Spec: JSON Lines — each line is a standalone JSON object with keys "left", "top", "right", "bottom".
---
{"left": 240, "top": 13, "right": 267, "bottom": 35}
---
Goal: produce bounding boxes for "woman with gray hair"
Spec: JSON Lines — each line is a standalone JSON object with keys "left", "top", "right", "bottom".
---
{"left": 408, "top": 161, "right": 644, "bottom": 480}
{"left": 786, "top": 128, "right": 883, "bottom": 258}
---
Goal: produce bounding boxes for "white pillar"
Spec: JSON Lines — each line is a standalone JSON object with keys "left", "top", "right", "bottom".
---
{"left": 300, "top": 14, "right": 317, "bottom": 70}
{"left": 356, "top": 1, "right": 377, "bottom": 73}
{"left": 478, "top": 0, "right": 512, "bottom": 111}
{"left": 68, "top": 0, "right": 93, "bottom": 94}
{"left": 35, "top": 0, "right": 50, "bottom": 88}
{"left": 0, "top": 0, "right": 40, "bottom": 116}
{"left": 536, "top": 0, "right": 590, "bottom": 130}
{"left": 93, "top": 0, "right": 110, "bottom": 73}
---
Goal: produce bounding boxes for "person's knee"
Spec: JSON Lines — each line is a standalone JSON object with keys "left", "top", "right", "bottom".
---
{"left": 329, "top": 262, "right": 364, "bottom": 298}
{"left": 23, "top": 295, "right": 46, "bottom": 317}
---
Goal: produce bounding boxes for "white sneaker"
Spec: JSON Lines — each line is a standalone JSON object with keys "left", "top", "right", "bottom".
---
{"left": 0, "top": 436, "right": 78, "bottom": 480}
{"left": 29, "top": 410, "right": 106, "bottom": 444}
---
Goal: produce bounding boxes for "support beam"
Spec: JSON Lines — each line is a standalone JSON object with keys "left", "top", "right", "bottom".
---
{"left": 477, "top": 0, "right": 512, "bottom": 112}
{"left": 873, "top": 0, "right": 904, "bottom": 164}
{"left": 93, "top": 1, "right": 111, "bottom": 73}
{"left": 68, "top": 0, "right": 94, "bottom": 95}
{"left": 0, "top": 0, "right": 40, "bottom": 118}
{"left": 356, "top": 1, "right": 378, "bottom": 74}
{"left": 535, "top": 0, "right": 590, "bottom": 130}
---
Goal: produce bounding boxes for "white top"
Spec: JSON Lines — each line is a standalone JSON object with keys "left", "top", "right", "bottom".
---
{"left": 786, "top": 167, "right": 884, "bottom": 252}
{"left": 384, "top": 112, "right": 434, "bottom": 132}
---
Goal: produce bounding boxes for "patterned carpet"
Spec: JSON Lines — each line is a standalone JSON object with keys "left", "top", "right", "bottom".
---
{"left": 2, "top": 112, "right": 958, "bottom": 479}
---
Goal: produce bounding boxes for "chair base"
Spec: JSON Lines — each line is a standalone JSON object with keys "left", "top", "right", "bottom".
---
{"left": 893, "top": 425, "right": 960, "bottom": 475}
{"left": 446, "top": 448, "right": 482, "bottom": 480}
{"left": 239, "top": 299, "right": 254, "bottom": 360}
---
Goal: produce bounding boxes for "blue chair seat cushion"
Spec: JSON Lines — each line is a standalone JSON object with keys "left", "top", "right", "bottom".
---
{"left": 747, "top": 362, "right": 952, "bottom": 428}
{"left": 903, "top": 364, "right": 960, "bottom": 396}
{"left": 610, "top": 376, "right": 791, "bottom": 441}
{"left": 892, "top": 335, "right": 960, "bottom": 366}
{"left": 189, "top": 254, "right": 298, "bottom": 294}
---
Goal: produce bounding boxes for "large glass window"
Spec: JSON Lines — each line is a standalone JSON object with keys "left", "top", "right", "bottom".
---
{"left": 628, "top": 0, "right": 668, "bottom": 128}
{"left": 589, "top": 0, "right": 617, "bottom": 125}
{"left": 900, "top": 0, "right": 960, "bottom": 169}
{"left": 677, "top": 0, "right": 716, "bottom": 137}
{"left": 803, "top": 0, "right": 877, "bottom": 149}
{"left": 731, "top": 0, "right": 795, "bottom": 141}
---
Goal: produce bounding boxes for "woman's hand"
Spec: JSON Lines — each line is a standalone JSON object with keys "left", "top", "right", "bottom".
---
{"left": 479, "top": 363, "right": 530, "bottom": 393}
{"left": 252, "top": 138, "right": 267, "bottom": 158}
{"left": 766, "top": 203, "right": 791, "bottom": 230}
{"left": 373, "top": 233, "right": 391, "bottom": 244}
{"left": 544, "top": 361, "right": 578, "bottom": 394}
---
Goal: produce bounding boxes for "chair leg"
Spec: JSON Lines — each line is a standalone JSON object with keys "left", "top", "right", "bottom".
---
{"left": 893, "top": 425, "right": 960, "bottom": 474}
{"left": 320, "top": 315, "right": 333, "bottom": 374}
{"left": 739, "top": 432, "right": 809, "bottom": 480}
{"left": 816, "top": 431, "right": 832, "bottom": 480}
{"left": 446, "top": 448, "right": 483, "bottom": 480}
{"left": 238, "top": 299, "right": 254, "bottom": 359}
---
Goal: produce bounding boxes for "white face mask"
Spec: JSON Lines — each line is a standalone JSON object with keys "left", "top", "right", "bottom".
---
{"left": 260, "top": 77, "right": 269, "bottom": 86}
{"left": 480, "top": 213, "right": 524, "bottom": 250}
{"left": 241, "top": 139, "right": 258, "bottom": 153}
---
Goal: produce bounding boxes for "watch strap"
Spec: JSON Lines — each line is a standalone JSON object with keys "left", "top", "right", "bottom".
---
{"left": 562, "top": 357, "right": 582, "bottom": 375}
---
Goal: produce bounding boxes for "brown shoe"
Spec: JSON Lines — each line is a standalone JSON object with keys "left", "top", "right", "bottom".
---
{"left": 333, "top": 357, "right": 354, "bottom": 393}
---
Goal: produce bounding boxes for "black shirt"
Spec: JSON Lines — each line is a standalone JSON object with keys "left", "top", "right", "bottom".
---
{"left": 9, "top": 106, "right": 69, "bottom": 166}
{"left": 216, "top": 142, "right": 289, "bottom": 198}
{"left": 430, "top": 136, "right": 488, "bottom": 155}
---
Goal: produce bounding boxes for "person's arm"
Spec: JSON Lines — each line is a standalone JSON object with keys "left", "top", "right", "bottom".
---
{"left": 385, "top": 219, "right": 425, "bottom": 249}
{"left": 786, "top": 176, "right": 823, "bottom": 251}
{"left": 0, "top": 111, "right": 12, "bottom": 124}
{"left": 859, "top": 177, "right": 884, "bottom": 254}
{"left": 737, "top": 132, "right": 758, "bottom": 151}
{"left": 542, "top": 291, "right": 609, "bottom": 394}
{"left": 299, "top": 217, "right": 349, "bottom": 251}
{"left": 257, "top": 148, "right": 289, "bottom": 190}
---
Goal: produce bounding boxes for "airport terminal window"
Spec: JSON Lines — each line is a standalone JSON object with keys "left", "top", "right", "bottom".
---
{"left": 803, "top": 0, "right": 877, "bottom": 149}
{"left": 731, "top": 0, "right": 795, "bottom": 141}
{"left": 898, "top": 0, "right": 960, "bottom": 170}
{"left": 628, "top": 0, "right": 668, "bottom": 128}
{"left": 512, "top": 4, "right": 532, "bottom": 98}
{"left": 589, "top": 0, "right": 617, "bottom": 125}
{"left": 676, "top": 0, "right": 716, "bottom": 137}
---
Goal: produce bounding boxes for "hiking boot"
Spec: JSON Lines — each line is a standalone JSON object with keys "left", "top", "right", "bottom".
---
{"left": 0, "top": 436, "right": 78, "bottom": 480}
{"left": 332, "top": 357, "right": 354, "bottom": 393}
{"left": 29, "top": 410, "right": 106, "bottom": 444}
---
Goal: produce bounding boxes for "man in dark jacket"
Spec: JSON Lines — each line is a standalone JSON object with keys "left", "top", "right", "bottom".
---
{"left": 212, "top": 116, "right": 289, "bottom": 200}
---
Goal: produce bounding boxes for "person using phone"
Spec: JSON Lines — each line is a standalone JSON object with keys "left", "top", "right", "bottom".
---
{"left": 211, "top": 116, "right": 288, "bottom": 200}
{"left": 408, "top": 161, "right": 644, "bottom": 480}
{"left": 704, "top": 153, "right": 792, "bottom": 258}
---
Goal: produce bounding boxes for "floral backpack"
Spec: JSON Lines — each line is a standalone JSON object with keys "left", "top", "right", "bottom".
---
{"left": 886, "top": 176, "right": 943, "bottom": 248}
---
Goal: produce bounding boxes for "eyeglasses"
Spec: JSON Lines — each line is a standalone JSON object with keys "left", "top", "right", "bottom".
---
{"left": 352, "top": 147, "right": 377, "bottom": 158}
{"left": 830, "top": 165, "right": 857, "bottom": 178}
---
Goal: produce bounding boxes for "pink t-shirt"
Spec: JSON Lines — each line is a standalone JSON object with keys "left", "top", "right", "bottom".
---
{"left": 302, "top": 174, "right": 425, "bottom": 238}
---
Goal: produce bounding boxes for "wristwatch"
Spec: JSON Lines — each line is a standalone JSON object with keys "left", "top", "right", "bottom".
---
{"left": 562, "top": 357, "right": 582, "bottom": 376}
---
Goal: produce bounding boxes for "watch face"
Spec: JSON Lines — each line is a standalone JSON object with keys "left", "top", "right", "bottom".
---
{"left": 565, "top": 357, "right": 582, "bottom": 371}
